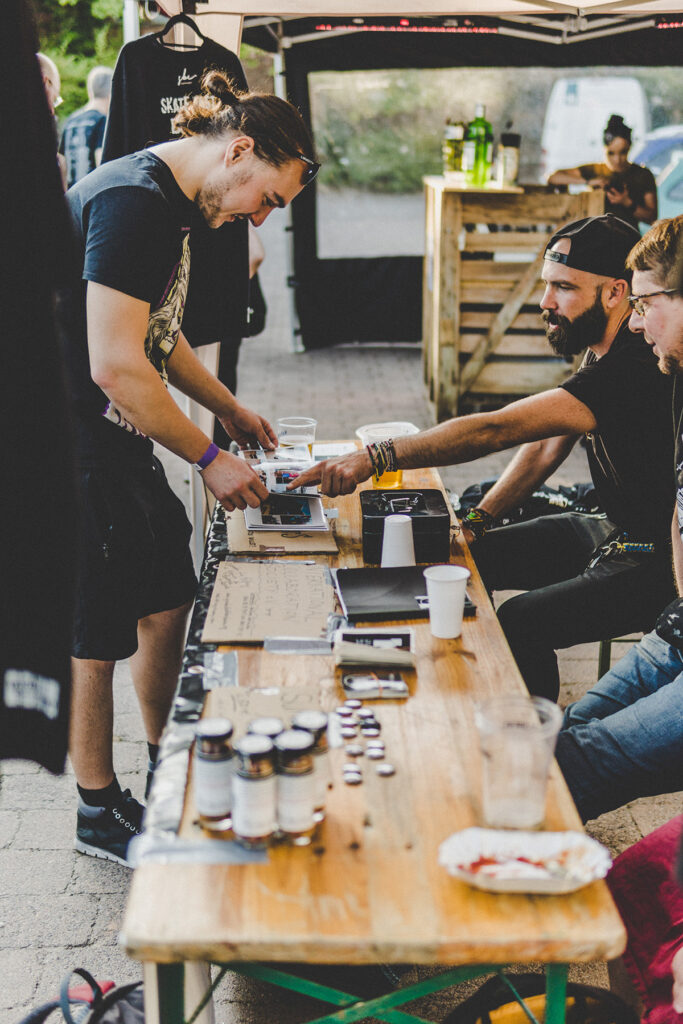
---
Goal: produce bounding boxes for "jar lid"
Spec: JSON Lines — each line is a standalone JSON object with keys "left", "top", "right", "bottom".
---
{"left": 274, "top": 728, "right": 315, "bottom": 764}
{"left": 291, "top": 711, "right": 328, "bottom": 739}
{"left": 248, "top": 716, "right": 285, "bottom": 739}
{"left": 195, "top": 717, "right": 233, "bottom": 741}
{"left": 234, "top": 734, "right": 275, "bottom": 775}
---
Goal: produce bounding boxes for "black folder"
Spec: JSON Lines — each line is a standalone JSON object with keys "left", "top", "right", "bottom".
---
{"left": 335, "top": 565, "right": 475, "bottom": 622}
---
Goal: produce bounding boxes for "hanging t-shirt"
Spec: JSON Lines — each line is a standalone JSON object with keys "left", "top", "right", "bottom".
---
{"left": 577, "top": 162, "right": 657, "bottom": 227}
{"left": 59, "top": 107, "right": 106, "bottom": 188}
{"left": 58, "top": 150, "right": 195, "bottom": 465}
{"left": 102, "top": 33, "right": 249, "bottom": 347}
{"left": 559, "top": 322, "right": 674, "bottom": 540}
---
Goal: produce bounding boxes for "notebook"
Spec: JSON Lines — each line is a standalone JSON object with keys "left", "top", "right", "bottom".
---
{"left": 334, "top": 565, "right": 476, "bottom": 622}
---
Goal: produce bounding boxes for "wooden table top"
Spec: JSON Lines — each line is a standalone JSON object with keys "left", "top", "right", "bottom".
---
{"left": 121, "top": 465, "right": 626, "bottom": 966}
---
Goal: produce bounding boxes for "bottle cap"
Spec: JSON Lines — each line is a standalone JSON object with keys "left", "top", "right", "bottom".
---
{"left": 274, "top": 729, "right": 315, "bottom": 771}
{"left": 501, "top": 132, "right": 521, "bottom": 147}
{"left": 234, "top": 734, "right": 274, "bottom": 776}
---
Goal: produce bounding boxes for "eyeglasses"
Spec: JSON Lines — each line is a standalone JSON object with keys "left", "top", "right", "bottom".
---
{"left": 628, "top": 288, "right": 678, "bottom": 316}
{"left": 297, "top": 153, "right": 320, "bottom": 185}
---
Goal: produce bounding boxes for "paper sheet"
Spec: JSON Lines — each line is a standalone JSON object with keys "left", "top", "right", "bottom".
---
{"left": 226, "top": 509, "right": 338, "bottom": 555}
{"left": 202, "top": 561, "right": 335, "bottom": 643}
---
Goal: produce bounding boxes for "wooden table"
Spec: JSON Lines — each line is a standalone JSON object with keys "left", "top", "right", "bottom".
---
{"left": 121, "top": 465, "right": 625, "bottom": 1024}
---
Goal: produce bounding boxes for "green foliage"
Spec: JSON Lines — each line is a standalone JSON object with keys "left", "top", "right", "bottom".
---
{"left": 33, "top": 0, "right": 122, "bottom": 121}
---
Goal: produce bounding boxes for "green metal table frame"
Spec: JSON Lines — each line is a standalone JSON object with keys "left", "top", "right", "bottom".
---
{"left": 153, "top": 959, "right": 569, "bottom": 1024}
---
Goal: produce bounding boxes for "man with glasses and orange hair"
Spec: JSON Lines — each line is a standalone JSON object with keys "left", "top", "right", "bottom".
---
{"left": 555, "top": 215, "right": 683, "bottom": 822}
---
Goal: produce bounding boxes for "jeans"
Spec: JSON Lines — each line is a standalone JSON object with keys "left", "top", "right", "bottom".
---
{"left": 473, "top": 513, "right": 675, "bottom": 701}
{"left": 555, "top": 630, "right": 683, "bottom": 821}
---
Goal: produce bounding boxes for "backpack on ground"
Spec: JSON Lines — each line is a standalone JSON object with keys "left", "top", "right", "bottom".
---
{"left": 16, "top": 968, "right": 144, "bottom": 1024}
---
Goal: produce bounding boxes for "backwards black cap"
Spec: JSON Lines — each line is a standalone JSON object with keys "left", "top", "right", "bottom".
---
{"left": 544, "top": 214, "right": 641, "bottom": 280}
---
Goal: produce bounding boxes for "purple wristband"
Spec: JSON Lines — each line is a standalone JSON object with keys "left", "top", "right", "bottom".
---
{"left": 194, "top": 441, "right": 220, "bottom": 471}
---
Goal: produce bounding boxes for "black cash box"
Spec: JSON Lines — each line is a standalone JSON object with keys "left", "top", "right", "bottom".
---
{"left": 360, "top": 489, "right": 452, "bottom": 565}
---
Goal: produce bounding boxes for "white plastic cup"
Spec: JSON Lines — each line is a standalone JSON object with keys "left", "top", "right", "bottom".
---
{"left": 422, "top": 564, "right": 470, "bottom": 638}
{"left": 381, "top": 514, "right": 416, "bottom": 568}
{"left": 474, "top": 696, "right": 563, "bottom": 829}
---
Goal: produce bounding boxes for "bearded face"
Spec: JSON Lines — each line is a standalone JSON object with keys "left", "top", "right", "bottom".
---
{"left": 542, "top": 287, "right": 608, "bottom": 358}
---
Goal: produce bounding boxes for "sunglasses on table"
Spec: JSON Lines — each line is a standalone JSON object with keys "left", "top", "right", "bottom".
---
{"left": 628, "top": 288, "right": 678, "bottom": 316}
{"left": 297, "top": 153, "right": 321, "bottom": 185}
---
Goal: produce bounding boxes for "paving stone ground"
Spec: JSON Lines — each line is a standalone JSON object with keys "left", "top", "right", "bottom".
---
{"left": 1, "top": 204, "right": 679, "bottom": 1023}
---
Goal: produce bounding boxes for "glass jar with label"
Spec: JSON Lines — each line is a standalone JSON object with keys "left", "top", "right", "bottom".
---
{"left": 193, "top": 718, "right": 234, "bottom": 827}
{"left": 231, "top": 735, "right": 277, "bottom": 849}
{"left": 291, "top": 710, "right": 330, "bottom": 821}
{"left": 274, "top": 729, "right": 317, "bottom": 845}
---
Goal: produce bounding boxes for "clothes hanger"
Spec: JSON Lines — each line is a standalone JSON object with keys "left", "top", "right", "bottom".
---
{"left": 155, "top": 11, "right": 205, "bottom": 50}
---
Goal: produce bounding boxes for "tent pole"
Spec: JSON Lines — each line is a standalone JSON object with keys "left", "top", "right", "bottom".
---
{"left": 273, "top": 40, "right": 304, "bottom": 354}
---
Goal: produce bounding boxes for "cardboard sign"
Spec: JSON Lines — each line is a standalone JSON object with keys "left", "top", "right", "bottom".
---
{"left": 226, "top": 509, "right": 338, "bottom": 555}
{"left": 202, "top": 561, "right": 335, "bottom": 643}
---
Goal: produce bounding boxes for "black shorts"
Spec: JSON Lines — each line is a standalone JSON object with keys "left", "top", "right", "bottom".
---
{"left": 73, "top": 456, "right": 198, "bottom": 661}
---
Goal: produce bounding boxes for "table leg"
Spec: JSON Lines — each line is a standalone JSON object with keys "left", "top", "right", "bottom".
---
{"left": 143, "top": 962, "right": 184, "bottom": 1024}
{"left": 545, "top": 964, "right": 568, "bottom": 1024}
{"left": 185, "top": 962, "right": 217, "bottom": 1024}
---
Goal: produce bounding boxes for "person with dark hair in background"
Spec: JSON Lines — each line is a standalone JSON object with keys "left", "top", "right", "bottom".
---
{"left": 57, "top": 69, "right": 319, "bottom": 866}
{"left": 59, "top": 65, "right": 113, "bottom": 188}
{"left": 548, "top": 113, "right": 658, "bottom": 227}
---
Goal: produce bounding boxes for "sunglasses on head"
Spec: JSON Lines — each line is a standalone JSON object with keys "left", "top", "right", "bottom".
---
{"left": 297, "top": 153, "right": 320, "bottom": 185}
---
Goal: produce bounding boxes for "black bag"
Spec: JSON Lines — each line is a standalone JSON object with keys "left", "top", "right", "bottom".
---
{"left": 457, "top": 479, "right": 601, "bottom": 529}
{"left": 16, "top": 968, "right": 144, "bottom": 1024}
{"left": 441, "top": 972, "right": 639, "bottom": 1024}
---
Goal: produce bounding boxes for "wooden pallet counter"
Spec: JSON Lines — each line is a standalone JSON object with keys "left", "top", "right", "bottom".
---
{"left": 422, "top": 178, "right": 604, "bottom": 421}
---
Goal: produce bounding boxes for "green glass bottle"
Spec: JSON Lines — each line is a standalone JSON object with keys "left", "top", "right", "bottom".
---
{"left": 463, "top": 104, "right": 494, "bottom": 187}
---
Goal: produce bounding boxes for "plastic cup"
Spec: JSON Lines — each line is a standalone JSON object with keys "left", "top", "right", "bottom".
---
{"left": 276, "top": 417, "right": 317, "bottom": 452}
{"left": 422, "top": 564, "right": 470, "bottom": 639}
{"left": 474, "top": 696, "right": 563, "bottom": 830}
{"left": 355, "top": 421, "right": 419, "bottom": 489}
{"left": 381, "top": 514, "right": 416, "bottom": 568}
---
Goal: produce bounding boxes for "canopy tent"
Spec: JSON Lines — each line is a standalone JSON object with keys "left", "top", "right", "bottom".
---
{"left": 158, "top": 1, "right": 683, "bottom": 349}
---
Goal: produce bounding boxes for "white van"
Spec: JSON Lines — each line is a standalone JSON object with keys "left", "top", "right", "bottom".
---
{"left": 539, "top": 76, "right": 649, "bottom": 182}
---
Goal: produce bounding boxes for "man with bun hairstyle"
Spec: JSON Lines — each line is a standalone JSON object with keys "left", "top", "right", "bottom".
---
{"left": 555, "top": 215, "right": 683, "bottom": 822}
{"left": 295, "top": 215, "right": 676, "bottom": 701}
{"left": 58, "top": 71, "right": 319, "bottom": 865}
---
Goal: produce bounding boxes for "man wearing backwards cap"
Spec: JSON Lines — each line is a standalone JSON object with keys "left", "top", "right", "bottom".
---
{"left": 295, "top": 214, "right": 676, "bottom": 701}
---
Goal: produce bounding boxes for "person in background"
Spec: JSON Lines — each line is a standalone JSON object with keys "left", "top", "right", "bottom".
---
{"left": 548, "top": 113, "right": 658, "bottom": 227}
{"left": 37, "top": 51, "right": 67, "bottom": 189}
{"left": 59, "top": 65, "right": 113, "bottom": 189}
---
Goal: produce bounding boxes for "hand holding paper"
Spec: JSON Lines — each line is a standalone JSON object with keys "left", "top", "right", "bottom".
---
{"left": 288, "top": 448, "right": 374, "bottom": 497}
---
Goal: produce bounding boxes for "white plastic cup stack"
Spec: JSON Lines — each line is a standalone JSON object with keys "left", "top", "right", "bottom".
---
{"left": 423, "top": 564, "right": 471, "bottom": 638}
{"left": 381, "top": 514, "right": 416, "bottom": 568}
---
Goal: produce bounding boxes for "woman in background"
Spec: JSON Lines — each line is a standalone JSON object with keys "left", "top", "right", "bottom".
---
{"left": 548, "top": 113, "right": 657, "bottom": 227}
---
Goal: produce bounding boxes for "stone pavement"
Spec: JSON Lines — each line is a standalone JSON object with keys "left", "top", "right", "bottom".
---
{"left": 1, "top": 207, "right": 680, "bottom": 1023}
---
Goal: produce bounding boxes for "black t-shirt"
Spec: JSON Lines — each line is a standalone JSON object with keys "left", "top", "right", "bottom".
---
{"left": 577, "top": 162, "right": 657, "bottom": 227}
{"left": 59, "top": 107, "right": 106, "bottom": 188}
{"left": 559, "top": 323, "right": 675, "bottom": 540}
{"left": 57, "top": 150, "right": 195, "bottom": 465}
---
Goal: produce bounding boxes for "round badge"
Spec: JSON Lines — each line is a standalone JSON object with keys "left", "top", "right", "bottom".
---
{"left": 376, "top": 763, "right": 396, "bottom": 776}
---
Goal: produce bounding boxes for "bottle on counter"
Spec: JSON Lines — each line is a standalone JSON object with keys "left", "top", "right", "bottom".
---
{"left": 463, "top": 104, "right": 494, "bottom": 188}
{"left": 442, "top": 119, "right": 465, "bottom": 180}
{"left": 274, "top": 729, "right": 317, "bottom": 845}
{"left": 291, "top": 710, "right": 330, "bottom": 821}
{"left": 496, "top": 124, "right": 521, "bottom": 187}
{"left": 231, "top": 734, "right": 277, "bottom": 849}
{"left": 193, "top": 718, "right": 234, "bottom": 827}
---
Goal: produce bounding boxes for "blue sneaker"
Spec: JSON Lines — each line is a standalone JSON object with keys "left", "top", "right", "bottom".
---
{"left": 74, "top": 789, "right": 144, "bottom": 867}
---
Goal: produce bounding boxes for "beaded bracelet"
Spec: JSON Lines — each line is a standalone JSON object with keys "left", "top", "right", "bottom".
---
{"left": 462, "top": 506, "right": 495, "bottom": 539}
{"left": 367, "top": 439, "right": 397, "bottom": 478}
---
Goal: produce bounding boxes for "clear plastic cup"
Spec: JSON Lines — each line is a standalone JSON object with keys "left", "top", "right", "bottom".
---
{"left": 276, "top": 417, "right": 317, "bottom": 453}
{"left": 474, "top": 696, "right": 563, "bottom": 829}
{"left": 355, "top": 421, "right": 419, "bottom": 489}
